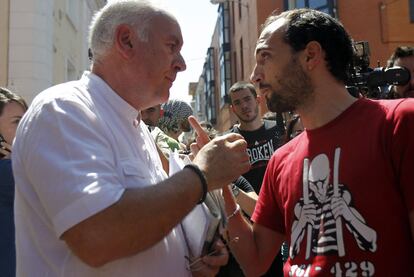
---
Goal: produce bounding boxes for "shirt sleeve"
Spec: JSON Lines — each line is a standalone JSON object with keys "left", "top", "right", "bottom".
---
{"left": 15, "top": 96, "right": 125, "bottom": 237}
{"left": 234, "top": 175, "right": 254, "bottom": 193}
{"left": 389, "top": 99, "right": 414, "bottom": 212}
{"left": 251, "top": 157, "right": 286, "bottom": 234}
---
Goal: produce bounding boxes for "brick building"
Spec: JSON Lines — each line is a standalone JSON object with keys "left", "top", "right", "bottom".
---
{"left": 195, "top": 0, "right": 414, "bottom": 132}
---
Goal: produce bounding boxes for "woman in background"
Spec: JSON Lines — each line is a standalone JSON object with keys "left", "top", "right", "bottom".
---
{"left": 0, "top": 87, "right": 27, "bottom": 277}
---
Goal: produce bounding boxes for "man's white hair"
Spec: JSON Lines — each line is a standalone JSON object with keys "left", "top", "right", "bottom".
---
{"left": 88, "top": 0, "right": 172, "bottom": 61}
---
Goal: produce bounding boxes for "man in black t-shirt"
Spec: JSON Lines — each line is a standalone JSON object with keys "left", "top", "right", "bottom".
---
{"left": 227, "top": 81, "right": 285, "bottom": 277}
{"left": 229, "top": 81, "right": 285, "bottom": 194}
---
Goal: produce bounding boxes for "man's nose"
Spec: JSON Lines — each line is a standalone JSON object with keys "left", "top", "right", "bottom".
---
{"left": 250, "top": 64, "right": 262, "bottom": 85}
{"left": 240, "top": 100, "right": 249, "bottom": 108}
{"left": 174, "top": 53, "right": 186, "bottom": 72}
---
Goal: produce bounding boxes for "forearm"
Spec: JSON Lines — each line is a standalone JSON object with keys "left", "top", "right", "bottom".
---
{"left": 226, "top": 213, "right": 266, "bottom": 276}
{"left": 235, "top": 190, "right": 258, "bottom": 217}
{"left": 62, "top": 167, "right": 203, "bottom": 267}
{"left": 224, "top": 187, "right": 266, "bottom": 276}
{"left": 224, "top": 186, "right": 283, "bottom": 276}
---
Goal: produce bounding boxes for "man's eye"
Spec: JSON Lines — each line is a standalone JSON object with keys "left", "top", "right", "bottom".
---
{"left": 167, "top": 43, "right": 176, "bottom": 51}
{"left": 261, "top": 52, "right": 270, "bottom": 59}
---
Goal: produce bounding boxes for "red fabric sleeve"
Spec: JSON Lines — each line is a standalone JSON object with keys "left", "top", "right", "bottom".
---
{"left": 389, "top": 99, "right": 414, "bottom": 212}
{"left": 251, "top": 156, "right": 286, "bottom": 234}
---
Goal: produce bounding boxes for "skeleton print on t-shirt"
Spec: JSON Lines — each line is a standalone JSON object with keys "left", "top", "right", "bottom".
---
{"left": 290, "top": 149, "right": 377, "bottom": 260}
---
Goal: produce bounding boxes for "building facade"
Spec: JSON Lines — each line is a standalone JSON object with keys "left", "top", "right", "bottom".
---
{"left": 0, "top": 0, "right": 106, "bottom": 103}
{"left": 195, "top": 0, "right": 414, "bottom": 131}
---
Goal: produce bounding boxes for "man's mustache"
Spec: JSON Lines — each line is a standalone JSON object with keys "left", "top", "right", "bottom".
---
{"left": 259, "top": 84, "right": 272, "bottom": 90}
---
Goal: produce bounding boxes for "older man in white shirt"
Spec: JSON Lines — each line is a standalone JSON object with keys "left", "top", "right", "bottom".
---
{"left": 12, "top": 1, "right": 250, "bottom": 276}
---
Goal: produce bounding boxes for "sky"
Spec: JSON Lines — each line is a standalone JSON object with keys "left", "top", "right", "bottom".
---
{"left": 152, "top": 0, "right": 219, "bottom": 103}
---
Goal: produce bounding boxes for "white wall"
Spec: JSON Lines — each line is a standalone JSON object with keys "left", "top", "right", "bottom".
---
{"left": 7, "top": 0, "right": 105, "bottom": 104}
{"left": 8, "top": 0, "right": 54, "bottom": 103}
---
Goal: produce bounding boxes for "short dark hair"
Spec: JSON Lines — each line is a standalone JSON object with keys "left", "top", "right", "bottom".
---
{"left": 0, "top": 87, "right": 28, "bottom": 116}
{"left": 387, "top": 46, "right": 414, "bottom": 67}
{"left": 262, "top": 9, "right": 353, "bottom": 83}
{"left": 228, "top": 81, "right": 257, "bottom": 103}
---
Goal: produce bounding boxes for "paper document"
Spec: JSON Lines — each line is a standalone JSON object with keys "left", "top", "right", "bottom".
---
{"left": 169, "top": 151, "right": 224, "bottom": 258}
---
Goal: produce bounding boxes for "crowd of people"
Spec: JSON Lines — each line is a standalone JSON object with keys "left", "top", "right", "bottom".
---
{"left": 1, "top": 1, "right": 413, "bottom": 276}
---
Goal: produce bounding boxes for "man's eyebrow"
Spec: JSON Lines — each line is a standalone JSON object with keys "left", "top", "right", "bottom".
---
{"left": 255, "top": 44, "right": 270, "bottom": 55}
{"left": 166, "top": 35, "right": 181, "bottom": 46}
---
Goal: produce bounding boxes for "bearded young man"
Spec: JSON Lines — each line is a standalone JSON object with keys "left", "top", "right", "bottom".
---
{"left": 222, "top": 8, "right": 414, "bottom": 277}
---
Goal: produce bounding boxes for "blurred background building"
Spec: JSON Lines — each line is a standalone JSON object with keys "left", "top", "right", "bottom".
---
{"left": 195, "top": 0, "right": 414, "bottom": 132}
{"left": 0, "top": 0, "right": 106, "bottom": 103}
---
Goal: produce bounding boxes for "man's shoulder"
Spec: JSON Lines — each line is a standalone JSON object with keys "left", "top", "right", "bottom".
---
{"left": 360, "top": 98, "right": 414, "bottom": 120}
{"left": 263, "top": 119, "right": 277, "bottom": 129}
{"left": 31, "top": 79, "right": 89, "bottom": 110}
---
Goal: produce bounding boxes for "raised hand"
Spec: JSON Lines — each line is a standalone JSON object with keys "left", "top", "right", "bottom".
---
{"left": 0, "top": 140, "right": 12, "bottom": 159}
{"left": 189, "top": 116, "right": 250, "bottom": 191}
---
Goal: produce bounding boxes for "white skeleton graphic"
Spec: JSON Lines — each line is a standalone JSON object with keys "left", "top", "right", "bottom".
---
{"left": 290, "top": 151, "right": 377, "bottom": 259}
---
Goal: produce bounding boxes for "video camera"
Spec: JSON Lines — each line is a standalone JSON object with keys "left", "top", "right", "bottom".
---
{"left": 346, "top": 41, "right": 410, "bottom": 99}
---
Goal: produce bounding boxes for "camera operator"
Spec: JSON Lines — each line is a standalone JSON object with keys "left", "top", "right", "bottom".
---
{"left": 387, "top": 46, "right": 414, "bottom": 98}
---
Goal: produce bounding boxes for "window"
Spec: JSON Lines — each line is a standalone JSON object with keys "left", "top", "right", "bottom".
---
{"left": 410, "top": 0, "right": 414, "bottom": 22}
{"left": 205, "top": 48, "right": 216, "bottom": 124}
{"left": 218, "top": 3, "right": 232, "bottom": 106}
{"left": 66, "top": 0, "right": 79, "bottom": 29}
{"left": 286, "top": 0, "right": 337, "bottom": 17}
{"left": 238, "top": 2, "right": 242, "bottom": 19}
{"left": 233, "top": 52, "right": 237, "bottom": 83}
{"left": 240, "top": 38, "right": 244, "bottom": 80}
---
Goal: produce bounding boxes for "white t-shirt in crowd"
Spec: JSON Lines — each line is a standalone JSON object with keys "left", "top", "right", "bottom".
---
{"left": 12, "top": 71, "right": 191, "bottom": 276}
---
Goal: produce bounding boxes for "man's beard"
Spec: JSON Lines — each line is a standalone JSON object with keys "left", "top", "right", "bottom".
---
{"left": 264, "top": 56, "right": 314, "bottom": 113}
{"left": 236, "top": 106, "right": 259, "bottom": 124}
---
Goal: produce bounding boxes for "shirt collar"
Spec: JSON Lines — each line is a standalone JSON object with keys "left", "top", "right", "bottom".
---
{"left": 81, "top": 71, "right": 140, "bottom": 127}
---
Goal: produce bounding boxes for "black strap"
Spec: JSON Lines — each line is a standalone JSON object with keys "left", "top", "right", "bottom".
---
{"left": 184, "top": 164, "right": 208, "bottom": 204}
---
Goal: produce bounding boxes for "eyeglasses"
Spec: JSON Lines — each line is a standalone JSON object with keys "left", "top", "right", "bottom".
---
{"left": 185, "top": 237, "right": 239, "bottom": 272}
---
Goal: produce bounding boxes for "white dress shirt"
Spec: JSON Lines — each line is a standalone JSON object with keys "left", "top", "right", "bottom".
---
{"left": 12, "top": 72, "right": 190, "bottom": 276}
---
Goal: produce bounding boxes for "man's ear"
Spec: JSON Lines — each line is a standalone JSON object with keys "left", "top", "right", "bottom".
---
{"left": 256, "top": 94, "right": 262, "bottom": 104}
{"left": 114, "top": 24, "right": 135, "bottom": 59}
{"left": 304, "top": 41, "right": 322, "bottom": 71}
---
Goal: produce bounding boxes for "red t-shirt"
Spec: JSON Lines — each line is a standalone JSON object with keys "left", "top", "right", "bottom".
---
{"left": 253, "top": 98, "right": 414, "bottom": 276}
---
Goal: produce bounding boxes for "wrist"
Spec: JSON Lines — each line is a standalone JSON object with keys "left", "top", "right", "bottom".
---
{"left": 226, "top": 203, "right": 241, "bottom": 221}
{"left": 184, "top": 164, "right": 208, "bottom": 204}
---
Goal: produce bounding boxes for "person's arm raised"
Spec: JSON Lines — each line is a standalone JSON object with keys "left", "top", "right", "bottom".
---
{"left": 62, "top": 117, "right": 250, "bottom": 268}
{"left": 222, "top": 186, "right": 285, "bottom": 276}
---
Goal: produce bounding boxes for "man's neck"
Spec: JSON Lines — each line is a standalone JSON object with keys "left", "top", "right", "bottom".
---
{"left": 298, "top": 83, "right": 357, "bottom": 130}
{"left": 238, "top": 117, "right": 263, "bottom": 131}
